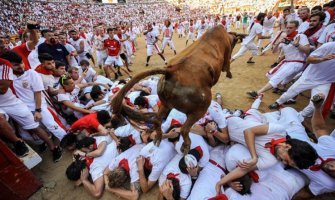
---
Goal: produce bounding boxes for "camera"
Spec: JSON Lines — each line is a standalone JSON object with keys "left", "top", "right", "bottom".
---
{"left": 27, "top": 23, "right": 40, "bottom": 30}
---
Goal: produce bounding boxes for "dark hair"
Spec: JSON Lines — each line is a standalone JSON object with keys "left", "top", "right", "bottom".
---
{"left": 76, "top": 137, "right": 95, "bottom": 149}
{"left": 235, "top": 174, "right": 252, "bottom": 195}
{"left": 288, "top": 20, "right": 300, "bottom": 28}
{"left": 38, "top": 53, "right": 54, "bottom": 63}
{"left": 283, "top": 8, "right": 291, "bottom": 13}
{"left": 55, "top": 61, "right": 65, "bottom": 69}
{"left": 286, "top": 138, "right": 318, "bottom": 169}
{"left": 328, "top": 1, "right": 335, "bottom": 7}
{"left": 67, "top": 67, "right": 79, "bottom": 73}
{"left": 134, "top": 96, "right": 149, "bottom": 108}
{"left": 167, "top": 125, "right": 181, "bottom": 143}
{"left": 0, "top": 51, "right": 22, "bottom": 63}
{"left": 68, "top": 30, "right": 77, "bottom": 34}
{"left": 59, "top": 74, "right": 72, "bottom": 86}
{"left": 107, "top": 28, "right": 113, "bottom": 33}
{"left": 66, "top": 158, "right": 87, "bottom": 181}
{"left": 178, "top": 148, "right": 201, "bottom": 174}
{"left": 107, "top": 167, "right": 130, "bottom": 188}
{"left": 118, "top": 79, "right": 127, "bottom": 85}
{"left": 90, "top": 85, "right": 103, "bottom": 101}
{"left": 310, "top": 11, "right": 326, "bottom": 22}
{"left": 79, "top": 59, "right": 90, "bottom": 66}
{"left": 311, "top": 5, "right": 323, "bottom": 12}
{"left": 256, "top": 12, "right": 266, "bottom": 21}
{"left": 97, "top": 110, "right": 111, "bottom": 125}
{"left": 117, "top": 137, "right": 134, "bottom": 152}
{"left": 41, "top": 29, "right": 50, "bottom": 37}
{"left": 166, "top": 177, "right": 181, "bottom": 200}
{"left": 60, "top": 133, "right": 78, "bottom": 148}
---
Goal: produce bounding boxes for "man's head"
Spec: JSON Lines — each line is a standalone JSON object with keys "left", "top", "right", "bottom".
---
{"left": 58, "top": 32, "right": 67, "bottom": 45}
{"left": 0, "top": 51, "right": 24, "bottom": 75}
{"left": 69, "top": 30, "right": 78, "bottom": 40}
{"left": 66, "top": 158, "right": 87, "bottom": 181}
{"left": 286, "top": 20, "right": 299, "bottom": 35}
{"left": 75, "top": 136, "right": 96, "bottom": 152}
{"left": 274, "top": 138, "right": 318, "bottom": 169}
{"left": 59, "top": 74, "right": 75, "bottom": 92}
{"left": 68, "top": 67, "right": 80, "bottom": 80}
{"left": 134, "top": 96, "right": 149, "bottom": 109}
{"left": 147, "top": 23, "right": 153, "bottom": 31}
{"left": 38, "top": 53, "right": 55, "bottom": 70}
{"left": 267, "top": 11, "right": 273, "bottom": 18}
{"left": 107, "top": 28, "right": 114, "bottom": 38}
{"left": 79, "top": 59, "right": 90, "bottom": 71}
{"left": 311, "top": 6, "right": 323, "bottom": 15}
{"left": 0, "top": 39, "right": 6, "bottom": 55}
{"left": 309, "top": 12, "right": 326, "bottom": 29}
{"left": 107, "top": 167, "right": 130, "bottom": 189}
{"left": 298, "top": 7, "right": 310, "bottom": 21}
{"left": 322, "top": 159, "right": 335, "bottom": 178}
{"left": 44, "top": 30, "right": 57, "bottom": 45}
{"left": 283, "top": 8, "right": 291, "bottom": 16}
{"left": 90, "top": 85, "right": 104, "bottom": 102}
{"left": 54, "top": 61, "right": 66, "bottom": 77}
{"left": 179, "top": 148, "right": 201, "bottom": 174}
{"left": 97, "top": 110, "right": 111, "bottom": 127}
{"left": 256, "top": 12, "right": 266, "bottom": 23}
{"left": 161, "top": 178, "right": 181, "bottom": 200}
{"left": 164, "top": 19, "right": 171, "bottom": 27}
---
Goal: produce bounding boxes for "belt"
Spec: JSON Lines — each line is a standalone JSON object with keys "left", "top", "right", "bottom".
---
{"left": 209, "top": 159, "right": 228, "bottom": 174}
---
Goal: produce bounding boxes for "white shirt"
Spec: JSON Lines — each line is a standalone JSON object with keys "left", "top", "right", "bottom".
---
{"left": 108, "top": 144, "right": 145, "bottom": 183}
{"left": 263, "top": 16, "right": 277, "bottom": 29}
{"left": 162, "top": 26, "right": 174, "bottom": 38}
{"left": 278, "top": 33, "right": 309, "bottom": 61}
{"left": 140, "top": 140, "right": 176, "bottom": 182}
{"left": 145, "top": 30, "right": 159, "bottom": 45}
{"left": 57, "top": 85, "right": 80, "bottom": 104}
{"left": 127, "top": 91, "right": 141, "bottom": 104}
{"left": 140, "top": 77, "right": 159, "bottom": 95}
{"left": 13, "top": 69, "right": 47, "bottom": 111}
{"left": 81, "top": 67, "right": 96, "bottom": 82}
{"left": 175, "top": 132, "right": 210, "bottom": 168}
{"left": 63, "top": 43, "right": 78, "bottom": 67}
{"left": 298, "top": 21, "right": 310, "bottom": 33}
{"left": 196, "top": 23, "right": 208, "bottom": 35}
{"left": 196, "top": 100, "right": 227, "bottom": 129}
{"left": 114, "top": 123, "right": 142, "bottom": 144}
{"left": 317, "top": 23, "right": 335, "bottom": 44}
{"left": 0, "top": 63, "right": 21, "bottom": 107}
{"left": 70, "top": 38, "right": 88, "bottom": 57}
{"left": 243, "top": 22, "right": 262, "bottom": 45}
{"left": 90, "top": 138, "right": 118, "bottom": 182}
{"left": 300, "top": 42, "right": 335, "bottom": 85}
{"left": 161, "top": 108, "right": 187, "bottom": 133}
{"left": 159, "top": 154, "right": 192, "bottom": 199}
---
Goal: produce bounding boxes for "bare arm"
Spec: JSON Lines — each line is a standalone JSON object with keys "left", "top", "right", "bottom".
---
{"left": 34, "top": 91, "right": 42, "bottom": 110}
{"left": 311, "top": 94, "right": 329, "bottom": 138}
{"left": 244, "top": 125, "right": 269, "bottom": 161}
{"left": 62, "top": 100, "right": 92, "bottom": 114}
{"left": 82, "top": 177, "right": 104, "bottom": 198}
{"left": 306, "top": 53, "right": 335, "bottom": 64}
{"left": 86, "top": 141, "right": 107, "bottom": 158}
{"left": 27, "top": 29, "right": 39, "bottom": 51}
{"left": 292, "top": 186, "right": 314, "bottom": 200}
{"left": 257, "top": 33, "right": 271, "bottom": 40}
{"left": 77, "top": 40, "right": 85, "bottom": 54}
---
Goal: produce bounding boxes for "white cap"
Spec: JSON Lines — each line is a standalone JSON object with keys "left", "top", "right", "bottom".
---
{"left": 184, "top": 154, "right": 198, "bottom": 168}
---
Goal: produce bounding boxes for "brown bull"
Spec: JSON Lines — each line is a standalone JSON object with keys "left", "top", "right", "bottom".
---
{"left": 112, "top": 25, "right": 237, "bottom": 154}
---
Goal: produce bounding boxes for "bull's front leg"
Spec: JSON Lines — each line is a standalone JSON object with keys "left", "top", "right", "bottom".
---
{"left": 180, "top": 111, "right": 206, "bottom": 155}
{"left": 153, "top": 104, "right": 171, "bottom": 147}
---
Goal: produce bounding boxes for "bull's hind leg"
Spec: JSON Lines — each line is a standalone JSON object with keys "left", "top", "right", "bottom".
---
{"left": 153, "top": 103, "right": 171, "bottom": 146}
{"left": 180, "top": 111, "right": 207, "bottom": 154}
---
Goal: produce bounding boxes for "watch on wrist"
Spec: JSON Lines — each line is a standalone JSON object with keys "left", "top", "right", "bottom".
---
{"left": 35, "top": 108, "right": 42, "bottom": 112}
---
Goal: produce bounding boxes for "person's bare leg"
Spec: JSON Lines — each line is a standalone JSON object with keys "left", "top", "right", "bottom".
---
{"left": 257, "top": 83, "right": 273, "bottom": 94}
{"left": 28, "top": 127, "right": 55, "bottom": 150}
{"left": 0, "top": 115, "right": 21, "bottom": 143}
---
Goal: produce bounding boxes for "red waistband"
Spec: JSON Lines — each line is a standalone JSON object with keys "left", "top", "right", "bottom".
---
{"left": 209, "top": 159, "right": 228, "bottom": 174}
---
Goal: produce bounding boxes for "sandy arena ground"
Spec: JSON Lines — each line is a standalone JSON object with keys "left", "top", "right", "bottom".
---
{"left": 29, "top": 28, "right": 335, "bottom": 200}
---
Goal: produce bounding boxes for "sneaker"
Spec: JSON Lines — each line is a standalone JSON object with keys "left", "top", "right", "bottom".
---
{"left": 284, "top": 99, "right": 296, "bottom": 105}
{"left": 145, "top": 63, "right": 149, "bottom": 67}
{"left": 246, "top": 60, "right": 255, "bottom": 64}
{"left": 272, "top": 88, "right": 280, "bottom": 94}
{"left": 268, "top": 102, "right": 280, "bottom": 110}
{"left": 215, "top": 92, "right": 222, "bottom": 99}
{"left": 38, "top": 142, "right": 47, "bottom": 153}
{"left": 52, "top": 146, "right": 63, "bottom": 163}
{"left": 270, "top": 62, "right": 278, "bottom": 68}
{"left": 233, "top": 109, "right": 244, "bottom": 117}
{"left": 164, "top": 61, "right": 168, "bottom": 65}
{"left": 247, "top": 91, "right": 258, "bottom": 98}
{"left": 14, "top": 141, "right": 29, "bottom": 157}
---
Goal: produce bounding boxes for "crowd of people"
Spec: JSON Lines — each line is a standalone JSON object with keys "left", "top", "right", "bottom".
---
{"left": 0, "top": 0, "right": 335, "bottom": 199}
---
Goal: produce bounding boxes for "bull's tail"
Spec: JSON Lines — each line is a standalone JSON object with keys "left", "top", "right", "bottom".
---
{"left": 112, "top": 68, "right": 167, "bottom": 115}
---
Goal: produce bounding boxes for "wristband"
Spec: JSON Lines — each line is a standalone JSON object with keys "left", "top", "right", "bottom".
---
{"left": 35, "top": 108, "right": 42, "bottom": 112}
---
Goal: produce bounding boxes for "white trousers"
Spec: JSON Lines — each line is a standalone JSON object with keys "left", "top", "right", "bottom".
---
{"left": 161, "top": 38, "right": 176, "bottom": 51}
{"left": 232, "top": 43, "right": 258, "bottom": 60}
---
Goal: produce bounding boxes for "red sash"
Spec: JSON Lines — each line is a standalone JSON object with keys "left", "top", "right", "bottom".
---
{"left": 267, "top": 60, "right": 305, "bottom": 76}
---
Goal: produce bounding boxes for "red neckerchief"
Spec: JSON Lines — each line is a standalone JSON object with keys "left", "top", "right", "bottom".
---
{"left": 170, "top": 119, "right": 182, "bottom": 127}
{"left": 208, "top": 194, "right": 228, "bottom": 200}
{"left": 117, "top": 34, "right": 122, "bottom": 39}
{"left": 124, "top": 97, "right": 135, "bottom": 107}
{"left": 119, "top": 158, "right": 130, "bottom": 174}
{"left": 194, "top": 146, "right": 203, "bottom": 159}
{"left": 127, "top": 135, "right": 136, "bottom": 145}
{"left": 286, "top": 31, "right": 298, "bottom": 41}
{"left": 248, "top": 171, "right": 260, "bottom": 183}
{"left": 143, "top": 97, "right": 149, "bottom": 108}
{"left": 304, "top": 24, "right": 323, "bottom": 37}
{"left": 35, "top": 64, "right": 53, "bottom": 75}
{"left": 302, "top": 18, "right": 310, "bottom": 22}
{"left": 264, "top": 138, "right": 287, "bottom": 155}
{"left": 167, "top": 172, "right": 179, "bottom": 181}
{"left": 309, "top": 156, "right": 335, "bottom": 171}
{"left": 254, "top": 19, "right": 261, "bottom": 24}
{"left": 85, "top": 139, "right": 97, "bottom": 168}
{"left": 327, "top": 8, "right": 335, "bottom": 21}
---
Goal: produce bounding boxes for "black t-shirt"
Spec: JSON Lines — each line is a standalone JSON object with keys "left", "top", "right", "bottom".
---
{"left": 38, "top": 43, "right": 69, "bottom": 65}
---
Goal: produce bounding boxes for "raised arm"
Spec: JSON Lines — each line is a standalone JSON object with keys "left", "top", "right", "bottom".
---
{"left": 311, "top": 94, "right": 329, "bottom": 138}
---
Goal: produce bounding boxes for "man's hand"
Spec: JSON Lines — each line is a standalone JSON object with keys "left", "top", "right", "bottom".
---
{"left": 136, "top": 156, "right": 145, "bottom": 170}
{"left": 159, "top": 180, "right": 174, "bottom": 200}
{"left": 293, "top": 36, "right": 300, "bottom": 47}
{"left": 186, "top": 164, "right": 199, "bottom": 177}
{"left": 205, "top": 121, "right": 218, "bottom": 134}
{"left": 228, "top": 181, "right": 243, "bottom": 192}
{"left": 238, "top": 157, "right": 258, "bottom": 170}
{"left": 321, "top": 53, "right": 335, "bottom": 62}
{"left": 215, "top": 182, "right": 223, "bottom": 195}
{"left": 34, "top": 112, "right": 42, "bottom": 122}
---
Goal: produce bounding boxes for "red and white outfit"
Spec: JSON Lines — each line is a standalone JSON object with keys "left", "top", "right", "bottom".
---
{"left": 161, "top": 108, "right": 187, "bottom": 133}
{"left": 57, "top": 85, "right": 83, "bottom": 118}
{"left": 188, "top": 145, "right": 230, "bottom": 199}
{"left": 187, "top": 23, "right": 195, "bottom": 41}
{"left": 258, "top": 15, "right": 276, "bottom": 47}
{"left": 0, "top": 59, "right": 39, "bottom": 130}
{"left": 161, "top": 25, "right": 176, "bottom": 52}
{"left": 89, "top": 136, "right": 118, "bottom": 182}
{"left": 266, "top": 32, "right": 309, "bottom": 88}
{"left": 145, "top": 30, "right": 161, "bottom": 56}
{"left": 139, "top": 77, "right": 159, "bottom": 95}
{"left": 317, "top": 23, "right": 335, "bottom": 45}
{"left": 196, "top": 22, "right": 208, "bottom": 39}
{"left": 275, "top": 42, "right": 335, "bottom": 117}
{"left": 93, "top": 34, "right": 108, "bottom": 66}
{"left": 277, "top": 107, "right": 335, "bottom": 195}
{"left": 108, "top": 144, "right": 145, "bottom": 184}
{"left": 13, "top": 69, "right": 66, "bottom": 140}
{"left": 114, "top": 123, "right": 143, "bottom": 145}
{"left": 227, "top": 117, "right": 286, "bottom": 170}
{"left": 196, "top": 100, "right": 227, "bottom": 129}
{"left": 69, "top": 38, "right": 90, "bottom": 63}
{"left": 140, "top": 140, "right": 176, "bottom": 182}
{"left": 232, "top": 20, "right": 262, "bottom": 60}
{"left": 175, "top": 132, "right": 209, "bottom": 168}
{"left": 104, "top": 38, "right": 123, "bottom": 67}
{"left": 159, "top": 154, "right": 192, "bottom": 199}
{"left": 12, "top": 42, "right": 34, "bottom": 70}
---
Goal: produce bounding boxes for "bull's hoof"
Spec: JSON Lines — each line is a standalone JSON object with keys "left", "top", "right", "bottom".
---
{"left": 226, "top": 71, "right": 232, "bottom": 79}
{"left": 180, "top": 143, "right": 190, "bottom": 155}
